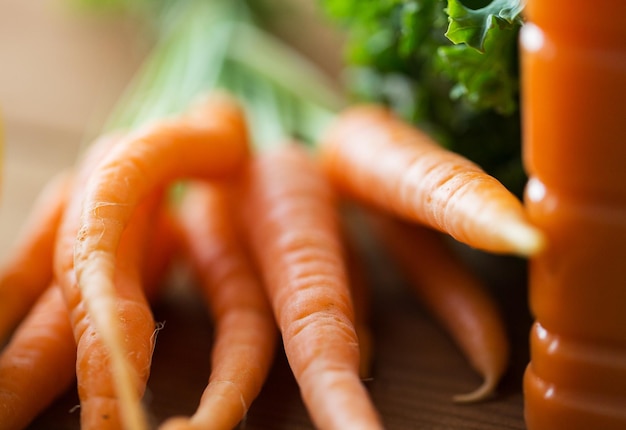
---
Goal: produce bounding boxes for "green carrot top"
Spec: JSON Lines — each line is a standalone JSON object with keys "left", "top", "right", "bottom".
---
{"left": 76, "top": 0, "right": 345, "bottom": 153}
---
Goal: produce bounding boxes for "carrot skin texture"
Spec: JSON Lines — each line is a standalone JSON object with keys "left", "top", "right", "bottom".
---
{"left": 365, "top": 211, "right": 510, "bottom": 402}
{"left": 62, "top": 95, "right": 248, "bottom": 430}
{"left": 0, "top": 157, "right": 172, "bottom": 430}
{"left": 160, "top": 182, "right": 277, "bottom": 430}
{"left": 54, "top": 134, "right": 159, "bottom": 430}
{"left": 74, "top": 94, "right": 249, "bottom": 297}
{"left": 0, "top": 204, "right": 167, "bottom": 430}
{"left": 67, "top": 194, "right": 160, "bottom": 430}
{"left": 236, "top": 144, "right": 383, "bottom": 430}
{"left": 0, "top": 285, "right": 76, "bottom": 430}
{"left": 319, "top": 105, "right": 544, "bottom": 257}
{"left": 0, "top": 171, "right": 72, "bottom": 343}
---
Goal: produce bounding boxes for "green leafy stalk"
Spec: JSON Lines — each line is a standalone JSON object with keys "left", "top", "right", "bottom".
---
{"left": 81, "top": 0, "right": 344, "bottom": 152}
{"left": 445, "top": 0, "right": 524, "bottom": 51}
{"left": 103, "top": 0, "right": 238, "bottom": 130}
{"left": 225, "top": 20, "right": 344, "bottom": 149}
{"left": 440, "top": 0, "right": 523, "bottom": 115}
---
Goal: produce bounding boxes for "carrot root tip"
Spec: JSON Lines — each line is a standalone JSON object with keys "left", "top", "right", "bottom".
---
{"left": 451, "top": 375, "right": 498, "bottom": 404}
{"left": 500, "top": 222, "right": 546, "bottom": 257}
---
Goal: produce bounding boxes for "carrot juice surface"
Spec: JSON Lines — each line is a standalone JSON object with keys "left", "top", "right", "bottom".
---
{"left": 520, "top": 1, "right": 626, "bottom": 429}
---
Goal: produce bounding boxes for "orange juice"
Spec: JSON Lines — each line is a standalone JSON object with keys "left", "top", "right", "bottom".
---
{"left": 520, "top": 1, "right": 626, "bottom": 429}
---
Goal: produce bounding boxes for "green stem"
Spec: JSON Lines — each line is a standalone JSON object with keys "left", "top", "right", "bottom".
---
{"left": 229, "top": 22, "right": 345, "bottom": 115}
{"left": 104, "top": 0, "right": 239, "bottom": 130}
{"left": 99, "top": 0, "right": 344, "bottom": 152}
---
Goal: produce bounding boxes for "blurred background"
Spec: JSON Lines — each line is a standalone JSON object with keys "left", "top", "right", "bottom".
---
{"left": 0, "top": 0, "right": 146, "bottom": 260}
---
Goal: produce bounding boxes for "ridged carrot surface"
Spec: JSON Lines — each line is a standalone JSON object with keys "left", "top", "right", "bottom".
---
{"left": 319, "top": 105, "right": 544, "bottom": 257}
{"left": 60, "top": 95, "right": 248, "bottom": 430}
{"left": 365, "top": 211, "right": 510, "bottom": 402}
{"left": 54, "top": 134, "right": 160, "bottom": 430}
{"left": 236, "top": 144, "right": 383, "bottom": 430}
{"left": 161, "top": 181, "right": 277, "bottom": 430}
{"left": 0, "top": 285, "right": 75, "bottom": 430}
{"left": 0, "top": 152, "right": 174, "bottom": 430}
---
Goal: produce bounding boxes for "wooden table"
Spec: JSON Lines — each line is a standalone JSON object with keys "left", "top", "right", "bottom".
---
{"left": 1, "top": 2, "right": 532, "bottom": 428}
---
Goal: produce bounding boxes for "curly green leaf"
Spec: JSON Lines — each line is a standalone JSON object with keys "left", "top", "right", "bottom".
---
{"left": 445, "top": 0, "right": 524, "bottom": 51}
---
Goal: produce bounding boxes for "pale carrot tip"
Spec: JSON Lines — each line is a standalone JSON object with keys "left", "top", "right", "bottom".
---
{"left": 451, "top": 375, "right": 498, "bottom": 404}
{"left": 501, "top": 221, "right": 547, "bottom": 258}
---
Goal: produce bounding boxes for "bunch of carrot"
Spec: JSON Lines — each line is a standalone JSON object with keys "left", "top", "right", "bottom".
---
{"left": 0, "top": 1, "right": 546, "bottom": 428}
{"left": 0, "top": 89, "right": 544, "bottom": 429}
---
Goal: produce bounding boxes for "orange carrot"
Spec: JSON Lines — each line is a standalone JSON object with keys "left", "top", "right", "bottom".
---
{"left": 1, "top": 185, "right": 174, "bottom": 430}
{"left": 0, "top": 140, "right": 172, "bottom": 429}
{"left": 364, "top": 210, "right": 510, "bottom": 402}
{"left": 53, "top": 132, "right": 159, "bottom": 430}
{"left": 60, "top": 94, "right": 248, "bottom": 430}
{"left": 236, "top": 144, "right": 383, "bottom": 430}
{"left": 161, "top": 181, "right": 277, "bottom": 430}
{"left": 0, "top": 199, "right": 171, "bottom": 430}
{"left": 82, "top": 195, "right": 162, "bottom": 430}
{"left": 0, "top": 284, "right": 76, "bottom": 430}
{"left": 0, "top": 170, "right": 72, "bottom": 343}
{"left": 318, "top": 105, "right": 544, "bottom": 257}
